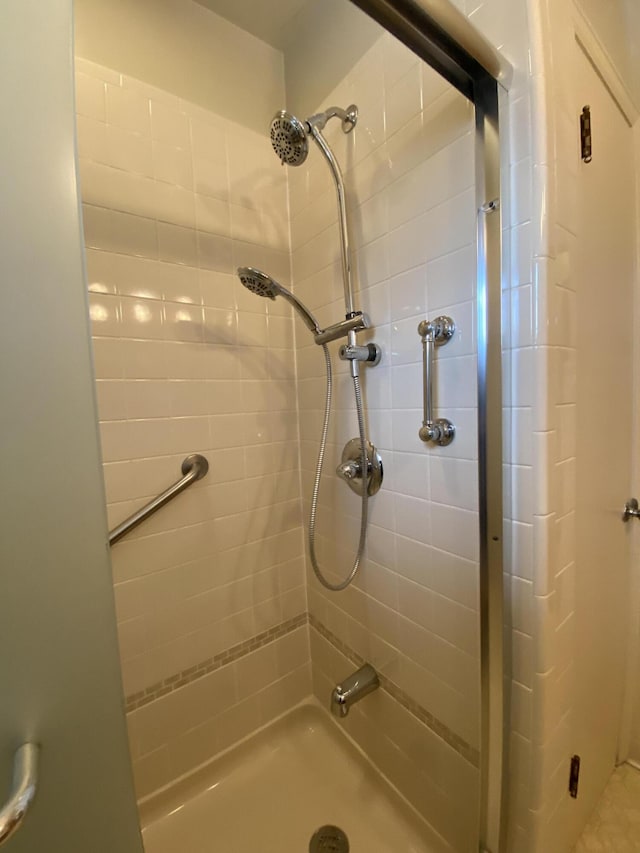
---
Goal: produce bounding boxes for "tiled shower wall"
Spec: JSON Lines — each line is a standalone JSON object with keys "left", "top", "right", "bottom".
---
{"left": 75, "top": 57, "right": 311, "bottom": 797}
{"left": 288, "top": 32, "right": 481, "bottom": 851}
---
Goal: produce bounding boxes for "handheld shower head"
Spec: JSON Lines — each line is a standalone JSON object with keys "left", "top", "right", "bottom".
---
{"left": 237, "top": 266, "right": 281, "bottom": 300}
{"left": 236, "top": 267, "right": 320, "bottom": 334}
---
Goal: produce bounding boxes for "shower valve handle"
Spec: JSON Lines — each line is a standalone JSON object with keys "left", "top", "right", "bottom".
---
{"left": 336, "top": 460, "right": 360, "bottom": 480}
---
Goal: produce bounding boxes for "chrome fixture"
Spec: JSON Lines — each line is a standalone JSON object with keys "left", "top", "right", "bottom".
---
{"left": 418, "top": 316, "right": 456, "bottom": 446}
{"left": 108, "top": 453, "right": 209, "bottom": 546}
{"left": 0, "top": 743, "right": 39, "bottom": 845}
{"left": 308, "top": 122, "right": 356, "bottom": 317}
{"left": 270, "top": 112, "right": 310, "bottom": 166}
{"left": 237, "top": 267, "right": 321, "bottom": 334}
{"left": 236, "top": 267, "right": 370, "bottom": 592}
{"left": 330, "top": 663, "right": 380, "bottom": 718}
{"left": 270, "top": 105, "right": 357, "bottom": 167}
{"left": 237, "top": 268, "right": 370, "bottom": 347}
{"left": 339, "top": 341, "right": 382, "bottom": 365}
{"left": 309, "top": 825, "right": 350, "bottom": 853}
{"left": 307, "top": 105, "right": 358, "bottom": 134}
{"left": 623, "top": 499, "right": 640, "bottom": 522}
{"left": 269, "top": 104, "right": 363, "bottom": 321}
{"left": 336, "top": 438, "right": 383, "bottom": 497}
{"left": 314, "top": 314, "right": 370, "bottom": 346}
{"left": 237, "top": 102, "right": 380, "bottom": 594}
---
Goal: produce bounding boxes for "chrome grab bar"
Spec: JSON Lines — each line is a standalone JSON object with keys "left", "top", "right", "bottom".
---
{"left": 108, "top": 453, "right": 209, "bottom": 546}
{"left": 418, "top": 316, "right": 455, "bottom": 446}
{"left": 0, "top": 743, "right": 39, "bottom": 845}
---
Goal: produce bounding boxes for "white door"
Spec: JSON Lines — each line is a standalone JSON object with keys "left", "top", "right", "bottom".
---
{"left": 572, "top": 44, "right": 636, "bottom": 837}
{"left": 0, "top": 3, "right": 144, "bottom": 851}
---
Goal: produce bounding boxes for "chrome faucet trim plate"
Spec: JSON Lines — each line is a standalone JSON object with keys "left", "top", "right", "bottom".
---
{"left": 336, "top": 439, "right": 383, "bottom": 496}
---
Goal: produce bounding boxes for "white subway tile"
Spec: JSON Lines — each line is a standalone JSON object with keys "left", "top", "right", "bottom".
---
{"left": 197, "top": 232, "right": 233, "bottom": 273}
{"left": 153, "top": 141, "right": 193, "bottom": 189}
{"left": 111, "top": 210, "right": 158, "bottom": 258}
{"left": 150, "top": 101, "right": 190, "bottom": 148}
{"left": 155, "top": 183, "right": 196, "bottom": 229}
{"left": 75, "top": 58, "right": 121, "bottom": 85}
{"left": 89, "top": 292, "right": 120, "bottom": 337}
{"left": 107, "top": 125, "right": 153, "bottom": 176}
{"left": 75, "top": 72, "right": 106, "bottom": 121}
{"left": 106, "top": 84, "right": 151, "bottom": 136}
{"left": 157, "top": 222, "right": 198, "bottom": 267}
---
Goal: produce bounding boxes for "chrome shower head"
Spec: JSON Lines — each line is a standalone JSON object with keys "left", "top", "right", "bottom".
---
{"left": 237, "top": 266, "right": 280, "bottom": 300}
{"left": 269, "top": 105, "right": 358, "bottom": 170}
{"left": 236, "top": 267, "right": 320, "bottom": 334}
{"left": 270, "top": 111, "right": 309, "bottom": 166}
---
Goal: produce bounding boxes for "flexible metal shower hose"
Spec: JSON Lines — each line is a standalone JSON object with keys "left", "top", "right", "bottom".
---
{"left": 308, "top": 343, "right": 368, "bottom": 591}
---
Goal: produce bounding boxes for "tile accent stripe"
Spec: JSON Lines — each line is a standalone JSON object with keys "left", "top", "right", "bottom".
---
{"left": 125, "top": 610, "right": 479, "bottom": 769}
{"left": 309, "top": 613, "right": 480, "bottom": 768}
{"left": 125, "top": 612, "right": 307, "bottom": 712}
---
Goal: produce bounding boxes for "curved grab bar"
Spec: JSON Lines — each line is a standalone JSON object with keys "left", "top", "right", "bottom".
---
{"left": 108, "top": 453, "right": 209, "bottom": 546}
{"left": 0, "top": 743, "right": 39, "bottom": 845}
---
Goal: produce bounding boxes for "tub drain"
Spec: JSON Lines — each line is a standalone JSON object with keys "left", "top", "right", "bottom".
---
{"left": 309, "top": 825, "right": 349, "bottom": 853}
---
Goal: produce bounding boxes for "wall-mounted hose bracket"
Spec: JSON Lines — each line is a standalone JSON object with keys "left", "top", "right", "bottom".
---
{"left": 338, "top": 342, "right": 381, "bottom": 365}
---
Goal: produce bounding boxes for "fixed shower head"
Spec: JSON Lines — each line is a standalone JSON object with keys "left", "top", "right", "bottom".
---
{"left": 236, "top": 267, "right": 320, "bottom": 334}
{"left": 269, "top": 105, "right": 358, "bottom": 167}
{"left": 270, "top": 111, "right": 309, "bottom": 166}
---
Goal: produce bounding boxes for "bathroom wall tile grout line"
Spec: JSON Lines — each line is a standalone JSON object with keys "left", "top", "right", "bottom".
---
{"left": 308, "top": 613, "right": 480, "bottom": 768}
{"left": 125, "top": 611, "right": 307, "bottom": 711}
{"left": 125, "top": 606, "right": 478, "bottom": 769}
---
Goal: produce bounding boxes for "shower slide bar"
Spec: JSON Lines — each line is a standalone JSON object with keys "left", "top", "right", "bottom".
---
{"left": 108, "top": 453, "right": 209, "bottom": 546}
{"left": 0, "top": 743, "right": 39, "bottom": 846}
{"left": 418, "top": 316, "right": 455, "bottom": 446}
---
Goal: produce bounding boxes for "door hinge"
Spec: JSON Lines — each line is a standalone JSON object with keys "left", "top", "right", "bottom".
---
{"left": 569, "top": 754, "right": 581, "bottom": 798}
{"left": 580, "top": 106, "right": 592, "bottom": 163}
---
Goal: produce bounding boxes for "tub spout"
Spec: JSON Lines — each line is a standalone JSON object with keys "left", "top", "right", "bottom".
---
{"left": 330, "top": 663, "right": 379, "bottom": 718}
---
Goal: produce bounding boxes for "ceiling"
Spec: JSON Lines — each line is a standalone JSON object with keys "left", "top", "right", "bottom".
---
{"left": 193, "top": 0, "right": 312, "bottom": 49}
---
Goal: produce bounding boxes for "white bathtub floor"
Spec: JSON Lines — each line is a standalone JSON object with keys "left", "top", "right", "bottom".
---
{"left": 574, "top": 763, "right": 640, "bottom": 852}
{"left": 140, "top": 701, "right": 451, "bottom": 853}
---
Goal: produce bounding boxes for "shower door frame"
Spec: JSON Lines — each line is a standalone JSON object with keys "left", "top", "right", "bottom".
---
{"left": 348, "top": 2, "right": 508, "bottom": 850}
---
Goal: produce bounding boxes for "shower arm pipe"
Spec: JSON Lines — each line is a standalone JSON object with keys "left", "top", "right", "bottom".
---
{"left": 309, "top": 125, "right": 355, "bottom": 318}
{"left": 108, "top": 454, "right": 209, "bottom": 546}
{"left": 307, "top": 105, "right": 357, "bottom": 132}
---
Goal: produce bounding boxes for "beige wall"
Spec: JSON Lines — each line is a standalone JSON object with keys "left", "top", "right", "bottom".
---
{"left": 280, "top": 0, "right": 379, "bottom": 116}
{"left": 74, "top": 0, "right": 284, "bottom": 133}
{"left": 575, "top": 0, "right": 640, "bottom": 107}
